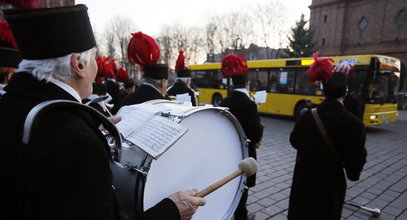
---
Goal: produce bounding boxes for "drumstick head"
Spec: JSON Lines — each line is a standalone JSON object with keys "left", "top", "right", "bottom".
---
{"left": 239, "top": 157, "right": 258, "bottom": 177}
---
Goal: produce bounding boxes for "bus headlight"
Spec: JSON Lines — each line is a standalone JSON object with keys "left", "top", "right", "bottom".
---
{"left": 370, "top": 115, "right": 378, "bottom": 120}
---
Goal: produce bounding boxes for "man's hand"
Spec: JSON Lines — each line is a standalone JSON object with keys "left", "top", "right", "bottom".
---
{"left": 108, "top": 116, "right": 121, "bottom": 124}
{"left": 168, "top": 189, "right": 206, "bottom": 220}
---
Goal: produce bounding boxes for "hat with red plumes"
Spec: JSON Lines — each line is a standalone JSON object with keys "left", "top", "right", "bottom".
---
{"left": 116, "top": 67, "right": 129, "bottom": 82}
{"left": 334, "top": 61, "right": 355, "bottom": 76}
{"left": 307, "top": 53, "right": 347, "bottom": 99}
{"left": 175, "top": 50, "right": 191, "bottom": 78}
{"left": 0, "top": 0, "right": 42, "bottom": 8}
{"left": 0, "top": 21, "right": 22, "bottom": 68}
{"left": 109, "top": 59, "right": 118, "bottom": 74}
{"left": 221, "top": 54, "right": 250, "bottom": 86}
{"left": 3, "top": 4, "right": 95, "bottom": 60}
{"left": 127, "top": 32, "right": 168, "bottom": 80}
{"left": 95, "top": 56, "right": 115, "bottom": 83}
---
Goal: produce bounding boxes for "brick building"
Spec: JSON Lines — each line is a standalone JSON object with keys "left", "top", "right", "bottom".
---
{"left": 309, "top": 0, "right": 407, "bottom": 89}
{"left": 1, "top": 0, "right": 75, "bottom": 21}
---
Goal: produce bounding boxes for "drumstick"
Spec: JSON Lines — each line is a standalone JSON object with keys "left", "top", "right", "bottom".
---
{"left": 196, "top": 157, "right": 258, "bottom": 198}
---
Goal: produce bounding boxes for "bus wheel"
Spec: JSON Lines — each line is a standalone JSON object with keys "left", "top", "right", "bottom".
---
{"left": 294, "top": 101, "right": 307, "bottom": 120}
{"left": 212, "top": 93, "right": 223, "bottom": 106}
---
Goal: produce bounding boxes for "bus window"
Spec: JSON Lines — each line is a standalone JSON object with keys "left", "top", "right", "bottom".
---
{"left": 269, "top": 69, "right": 295, "bottom": 93}
{"left": 191, "top": 70, "right": 223, "bottom": 89}
{"left": 295, "top": 68, "right": 321, "bottom": 95}
{"left": 249, "top": 69, "right": 268, "bottom": 91}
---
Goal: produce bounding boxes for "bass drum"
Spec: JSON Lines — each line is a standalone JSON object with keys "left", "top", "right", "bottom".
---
{"left": 111, "top": 99, "right": 248, "bottom": 220}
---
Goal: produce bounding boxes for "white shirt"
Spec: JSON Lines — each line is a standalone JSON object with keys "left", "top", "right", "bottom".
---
{"left": 50, "top": 79, "right": 82, "bottom": 102}
{"left": 0, "top": 84, "right": 6, "bottom": 96}
{"left": 234, "top": 88, "right": 250, "bottom": 97}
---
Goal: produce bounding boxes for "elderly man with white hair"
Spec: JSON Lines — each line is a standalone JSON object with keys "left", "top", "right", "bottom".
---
{"left": 0, "top": 4, "right": 204, "bottom": 220}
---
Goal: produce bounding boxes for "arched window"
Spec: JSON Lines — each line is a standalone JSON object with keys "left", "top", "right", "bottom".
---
{"left": 396, "top": 9, "right": 407, "bottom": 25}
{"left": 358, "top": 17, "right": 368, "bottom": 32}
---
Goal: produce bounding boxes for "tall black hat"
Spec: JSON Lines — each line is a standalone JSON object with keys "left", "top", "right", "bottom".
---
{"left": 3, "top": 4, "right": 96, "bottom": 60}
{"left": 127, "top": 32, "right": 168, "bottom": 80}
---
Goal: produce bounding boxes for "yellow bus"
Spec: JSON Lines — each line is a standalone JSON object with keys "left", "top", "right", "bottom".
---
{"left": 189, "top": 54, "right": 401, "bottom": 126}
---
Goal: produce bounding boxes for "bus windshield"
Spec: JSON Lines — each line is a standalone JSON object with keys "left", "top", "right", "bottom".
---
{"left": 366, "top": 72, "right": 399, "bottom": 104}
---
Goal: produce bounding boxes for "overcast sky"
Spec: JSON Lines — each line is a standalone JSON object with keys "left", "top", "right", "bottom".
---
{"left": 76, "top": 0, "right": 312, "bottom": 36}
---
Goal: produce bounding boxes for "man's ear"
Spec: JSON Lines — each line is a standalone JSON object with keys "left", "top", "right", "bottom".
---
{"left": 71, "top": 53, "right": 86, "bottom": 78}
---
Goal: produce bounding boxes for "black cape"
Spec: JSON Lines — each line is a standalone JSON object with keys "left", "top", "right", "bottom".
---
{"left": 122, "top": 84, "right": 168, "bottom": 106}
{"left": 288, "top": 99, "right": 367, "bottom": 220}
{"left": 167, "top": 80, "right": 197, "bottom": 106}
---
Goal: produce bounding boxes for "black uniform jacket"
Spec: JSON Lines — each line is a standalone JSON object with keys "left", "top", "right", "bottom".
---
{"left": 288, "top": 99, "right": 367, "bottom": 220}
{"left": 167, "top": 80, "right": 197, "bottom": 106}
{"left": 122, "top": 84, "right": 168, "bottom": 105}
{"left": 0, "top": 72, "right": 180, "bottom": 220}
{"left": 220, "top": 91, "right": 263, "bottom": 187}
{"left": 344, "top": 93, "right": 362, "bottom": 120}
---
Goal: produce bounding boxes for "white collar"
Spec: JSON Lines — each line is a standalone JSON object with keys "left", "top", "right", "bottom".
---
{"left": 49, "top": 79, "right": 82, "bottom": 102}
{"left": 234, "top": 88, "right": 250, "bottom": 97}
{"left": 0, "top": 83, "right": 5, "bottom": 96}
{"left": 142, "top": 81, "right": 162, "bottom": 95}
{"left": 336, "top": 98, "right": 344, "bottom": 105}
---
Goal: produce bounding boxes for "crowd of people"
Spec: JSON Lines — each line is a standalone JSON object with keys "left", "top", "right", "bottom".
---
{"left": 0, "top": 2, "right": 367, "bottom": 220}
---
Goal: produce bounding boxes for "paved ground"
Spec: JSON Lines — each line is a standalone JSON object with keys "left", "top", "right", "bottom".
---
{"left": 245, "top": 111, "right": 407, "bottom": 220}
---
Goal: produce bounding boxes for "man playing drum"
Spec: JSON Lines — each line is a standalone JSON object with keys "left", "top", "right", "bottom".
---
{"left": 0, "top": 4, "right": 204, "bottom": 220}
{"left": 220, "top": 55, "right": 264, "bottom": 220}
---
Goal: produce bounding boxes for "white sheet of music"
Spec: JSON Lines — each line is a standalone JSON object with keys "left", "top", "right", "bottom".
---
{"left": 115, "top": 104, "right": 188, "bottom": 159}
{"left": 254, "top": 90, "right": 267, "bottom": 104}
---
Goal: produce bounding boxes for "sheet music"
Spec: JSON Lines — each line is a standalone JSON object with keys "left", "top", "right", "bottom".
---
{"left": 254, "top": 90, "right": 267, "bottom": 104}
{"left": 115, "top": 104, "right": 188, "bottom": 159}
{"left": 176, "top": 93, "right": 191, "bottom": 103}
{"left": 126, "top": 116, "right": 188, "bottom": 159}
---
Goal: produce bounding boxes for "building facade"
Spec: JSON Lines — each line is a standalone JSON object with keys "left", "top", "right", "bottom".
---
{"left": 309, "top": 0, "right": 407, "bottom": 89}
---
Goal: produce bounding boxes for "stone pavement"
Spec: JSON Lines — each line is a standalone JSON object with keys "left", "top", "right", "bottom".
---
{"left": 245, "top": 111, "right": 407, "bottom": 220}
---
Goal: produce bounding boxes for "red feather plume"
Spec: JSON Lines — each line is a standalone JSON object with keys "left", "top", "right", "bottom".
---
{"left": 306, "top": 53, "right": 334, "bottom": 83}
{"left": 175, "top": 50, "right": 186, "bottom": 70}
{"left": 109, "top": 59, "right": 118, "bottom": 73}
{"left": 221, "top": 54, "right": 249, "bottom": 78}
{"left": 116, "top": 67, "right": 129, "bottom": 82}
{"left": 0, "top": 21, "right": 18, "bottom": 49}
{"left": 127, "top": 32, "right": 160, "bottom": 69}
{"left": 96, "top": 56, "right": 115, "bottom": 82}
{"left": 0, "top": 0, "right": 42, "bottom": 8}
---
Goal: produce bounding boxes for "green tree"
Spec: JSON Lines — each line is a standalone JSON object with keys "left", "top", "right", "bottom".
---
{"left": 284, "top": 14, "right": 316, "bottom": 58}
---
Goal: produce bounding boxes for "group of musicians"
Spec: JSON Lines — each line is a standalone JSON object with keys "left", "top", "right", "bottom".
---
{"left": 0, "top": 2, "right": 367, "bottom": 220}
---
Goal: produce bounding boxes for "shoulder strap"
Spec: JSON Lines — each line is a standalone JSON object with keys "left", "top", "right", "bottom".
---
{"left": 311, "top": 108, "right": 337, "bottom": 155}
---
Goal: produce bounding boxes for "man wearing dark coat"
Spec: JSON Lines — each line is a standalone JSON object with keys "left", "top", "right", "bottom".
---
{"left": 288, "top": 54, "right": 367, "bottom": 220}
{"left": 219, "top": 55, "right": 263, "bottom": 220}
{"left": 167, "top": 50, "right": 198, "bottom": 106}
{"left": 0, "top": 5, "right": 204, "bottom": 220}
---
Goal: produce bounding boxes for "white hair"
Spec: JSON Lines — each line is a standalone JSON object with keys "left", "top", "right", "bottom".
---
{"left": 177, "top": 77, "right": 190, "bottom": 83}
{"left": 144, "top": 78, "right": 163, "bottom": 87}
{"left": 17, "top": 48, "right": 93, "bottom": 83}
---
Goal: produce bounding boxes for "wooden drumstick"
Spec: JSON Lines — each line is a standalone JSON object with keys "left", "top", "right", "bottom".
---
{"left": 196, "top": 157, "right": 258, "bottom": 198}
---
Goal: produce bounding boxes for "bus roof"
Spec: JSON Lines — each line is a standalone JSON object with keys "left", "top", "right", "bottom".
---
{"left": 189, "top": 54, "right": 400, "bottom": 71}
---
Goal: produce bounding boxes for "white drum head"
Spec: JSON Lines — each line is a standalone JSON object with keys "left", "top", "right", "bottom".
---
{"left": 143, "top": 108, "right": 245, "bottom": 220}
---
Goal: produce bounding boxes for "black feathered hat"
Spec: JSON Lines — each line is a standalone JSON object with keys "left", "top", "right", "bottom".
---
{"left": 3, "top": 4, "right": 96, "bottom": 60}
{"left": 221, "top": 54, "right": 250, "bottom": 86}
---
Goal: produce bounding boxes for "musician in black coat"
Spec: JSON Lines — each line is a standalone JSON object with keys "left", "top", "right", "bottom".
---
{"left": 0, "top": 5, "right": 204, "bottom": 220}
{"left": 288, "top": 55, "right": 367, "bottom": 220}
{"left": 220, "top": 55, "right": 263, "bottom": 220}
{"left": 167, "top": 50, "right": 198, "bottom": 106}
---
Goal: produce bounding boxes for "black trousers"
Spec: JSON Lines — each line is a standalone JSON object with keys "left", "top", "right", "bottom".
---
{"left": 234, "top": 188, "right": 249, "bottom": 220}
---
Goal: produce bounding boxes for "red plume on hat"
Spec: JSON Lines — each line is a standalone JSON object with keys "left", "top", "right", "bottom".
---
{"left": 334, "top": 61, "right": 355, "bottom": 76}
{"left": 96, "top": 56, "right": 115, "bottom": 82}
{"left": 109, "top": 59, "right": 118, "bottom": 73}
{"left": 127, "top": 32, "right": 160, "bottom": 70}
{"left": 221, "top": 54, "right": 249, "bottom": 78}
{"left": 175, "top": 50, "right": 187, "bottom": 70}
{"left": 307, "top": 52, "right": 334, "bottom": 83}
{"left": 0, "top": 21, "right": 18, "bottom": 49}
{"left": 0, "top": 0, "right": 42, "bottom": 8}
{"left": 116, "top": 67, "right": 129, "bottom": 82}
